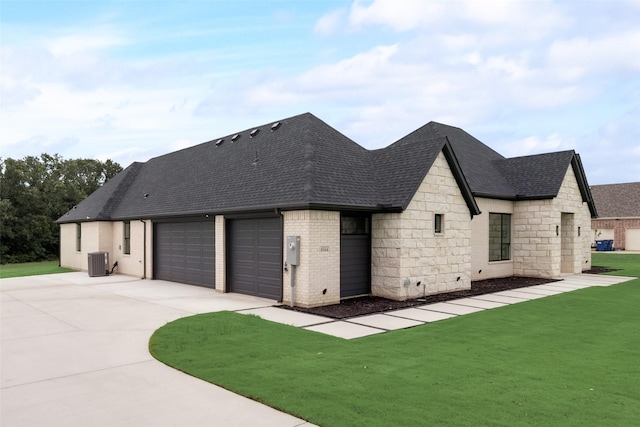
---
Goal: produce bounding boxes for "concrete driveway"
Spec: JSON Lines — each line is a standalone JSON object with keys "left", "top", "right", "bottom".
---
{"left": 1, "top": 272, "right": 313, "bottom": 426}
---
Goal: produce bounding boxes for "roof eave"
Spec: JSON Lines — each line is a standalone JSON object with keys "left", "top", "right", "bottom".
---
{"left": 570, "top": 154, "right": 598, "bottom": 218}
{"left": 442, "top": 139, "right": 482, "bottom": 217}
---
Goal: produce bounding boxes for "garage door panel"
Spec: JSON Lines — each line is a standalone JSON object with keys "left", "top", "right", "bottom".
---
{"left": 228, "top": 217, "right": 282, "bottom": 300}
{"left": 627, "top": 229, "right": 640, "bottom": 251}
{"left": 154, "top": 221, "right": 215, "bottom": 288}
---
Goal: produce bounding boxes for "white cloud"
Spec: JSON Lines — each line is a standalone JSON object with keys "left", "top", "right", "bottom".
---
{"left": 503, "top": 133, "right": 567, "bottom": 157}
{"left": 348, "top": 0, "right": 444, "bottom": 31}
{"left": 48, "top": 32, "right": 126, "bottom": 57}
{"left": 2, "top": 1, "right": 638, "bottom": 185}
{"left": 313, "top": 8, "right": 347, "bottom": 35}
{"left": 548, "top": 30, "right": 640, "bottom": 77}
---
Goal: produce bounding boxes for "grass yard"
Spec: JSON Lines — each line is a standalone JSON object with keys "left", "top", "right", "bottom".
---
{"left": 0, "top": 260, "right": 74, "bottom": 279}
{"left": 151, "top": 253, "right": 640, "bottom": 426}
{"left": 591, "top": 252, "right": 640, "bottom": 277}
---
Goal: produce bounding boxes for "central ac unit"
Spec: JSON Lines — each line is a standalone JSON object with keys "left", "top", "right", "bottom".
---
{"left": 88, "top": 252, "right": 109, "bottom": 277}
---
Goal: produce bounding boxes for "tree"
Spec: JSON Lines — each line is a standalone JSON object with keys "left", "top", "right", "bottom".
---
{"left": 0, "top": 154, "right": 123, "bottom": 263}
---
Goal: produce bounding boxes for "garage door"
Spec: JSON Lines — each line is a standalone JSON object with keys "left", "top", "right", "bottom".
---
{"left": 627, "top": 229, "right": 640, "bottom": 251}
{"left": 154, "top": 221, "right": 215, "bottom": 288}
{"left": 227, "top": 217, "right": 282, "bottom": 300}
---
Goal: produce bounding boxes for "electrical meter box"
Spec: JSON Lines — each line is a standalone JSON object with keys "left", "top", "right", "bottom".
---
{"left": 286, "top": 236, "right": 300, "bottom": 266}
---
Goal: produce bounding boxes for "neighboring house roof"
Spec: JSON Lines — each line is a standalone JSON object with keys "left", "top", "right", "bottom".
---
{"left": 57, "top": 112, "right": 596, "bottom": 223}
{"left": 590, "top": 182, "right": 640, "bottom": 218}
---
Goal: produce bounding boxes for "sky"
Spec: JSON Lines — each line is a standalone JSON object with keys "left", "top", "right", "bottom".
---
{"left": 1, "top": 0, "right": 639, "bottom": 186}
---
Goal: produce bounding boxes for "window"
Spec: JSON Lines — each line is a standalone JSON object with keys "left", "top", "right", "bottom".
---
{"left": 123, "top": 221, "right": 131, "bottom": 255}
{"left": 489, "top": 213, "right": 511, "bottom": 261}
{"left": 434, "top": 214, "right": 444, "bottom": 234}
{"left": 76, "top": 223, "right": 82, "bottom": 252}
{"left": 341, "top": 215, "right": 370, "bottom": 235}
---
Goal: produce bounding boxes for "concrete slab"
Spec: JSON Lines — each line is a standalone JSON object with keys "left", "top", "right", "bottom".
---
{"left": 472, "top": 294, "right": 527, "bottom": 304}
{"left": 5, "top": 284, "right": 131, "bottom": 314}
{"left": 2, "top": 359, "right": 312, "bottom": 427}
{"left": 347, "top": 313, "right": 423, "bottom": 331}
{"left": 510, "top": 287, "right": 562, "bottom": 296}
{"left": 49, "top": 300, "right": 189, "bottom": 331}
{"left": 588, "top": 276, "right": 636, "bottom": 286}
{"left": 0, "top": 272, "right": 313, "bottom": 426}
{"left": 240, "top": 307, "right": 330, "bottom": 327}
{"left": 91, "top": 279, "right": 216, "bottom": 300}
{"left": 421, "top": 302, "right": 485, "bottom": 315}
{"left": 156, "top": 293, "right": 275, "bottom": 314}
{"left": 2, "top": 329, "right": 153, "bottom": 388}
{"left": 304, "top": 321, "right": 385, "bottom": 339}
{"left": 493, "top": 290, "right": 548, "bottom": 300}
{"left": 0, "top": 312, "right": 79, "bottom": 341}
{"left": 389, "top": 307, "right": 457, "bottom": 323}
{"left": 533, "top": 284, "right": 582, "bottom": 292}
{"left": 447, "top": 298, "right": 507, "bottom": 309}
{"left": 1, "top": 298, "right": 43, "bottom": 318}
{"left": 548, "top": 282, "right": 591, "bottom": 290}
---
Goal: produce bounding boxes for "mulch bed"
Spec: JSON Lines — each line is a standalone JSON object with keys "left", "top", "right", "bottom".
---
{"left": 280, "top": 276, "right": 562, "bottom": 319}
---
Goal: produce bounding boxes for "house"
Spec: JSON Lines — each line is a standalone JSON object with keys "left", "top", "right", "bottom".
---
{"left": 57, "top": 112, "right": 597, "bottom": 307}
{"left": 590, "top": 182, "right": 640, "bottom": 251}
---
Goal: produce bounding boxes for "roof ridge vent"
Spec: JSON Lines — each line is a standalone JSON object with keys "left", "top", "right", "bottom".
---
{"left": 215, "top": 138, "right": 224, "bottom": 146}
{"left": 231, "top": 134, "right": 240, "bottom": 142}
{"left": 271, "top": 121, "right": 281, "bottom": 131}
{"left": 250, "top": 129, "right": 260, "bottom": 138}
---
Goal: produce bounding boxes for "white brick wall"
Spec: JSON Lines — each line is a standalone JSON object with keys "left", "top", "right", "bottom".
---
{"left": 471, "top": 198, "right": 515, "bottom": 280}
{"left": 60, "top": 220, "right": 152, "bottom": 278}
{"left": 372, "top": 152, "right": 472, "bottom": 300}
{"left": 215, "top": 215, "right": 226, "bottom": 292}
{"left": 282, "top": 210, "right": 340, "bottom": 307}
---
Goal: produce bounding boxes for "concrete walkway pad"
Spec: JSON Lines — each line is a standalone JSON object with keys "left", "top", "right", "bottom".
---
{"left": 348, "top": 313, "right": 423, "bottom": 331}
{"left": 240, "top": 306, "right": 329, "bottom": 327}
{"left": 449, "top": 298, "right": 508, "bottom": 309}
{"left": 493, "top": 290, "right": 548, "bottom": 300}
{"left": 304, "top": 320, "right": 384, "bottom": 339}
{"left": 421, "top": 302, "right": 485, "bottom": 315}
{"left": 390, "top": 307, "right": 457, "bottom": 323}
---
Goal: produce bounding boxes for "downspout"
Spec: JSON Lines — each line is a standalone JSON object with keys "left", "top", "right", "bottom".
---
{"left": 139, "top": 219, "right": 147, "bottom": 279}
{"left": 276, "top": 208, "right": 285, "bottom": 304}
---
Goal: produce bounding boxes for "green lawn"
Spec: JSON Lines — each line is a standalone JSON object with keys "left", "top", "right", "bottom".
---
{"left": 151, "top": 254, "right": 640, "bottom": 426}
{"left": 0, "top": 260, "right": 74, "bottom": 279}
{"left": 592, "top": 252, "right": 640, "bottom": 277}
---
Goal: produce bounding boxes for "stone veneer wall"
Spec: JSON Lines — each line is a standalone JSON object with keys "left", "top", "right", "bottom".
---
{"left": 282, "top": 210, "right": 340, "bottom": 307}
{"left": 513, "top": 166, "right": 592, "bottom": 278}
{"left": 470, "top": 198, "right": 515, "bottom": 281}
{"left": 553, "top": 166, "right": 593, "bottom": 274}
{"left": 372, "top": 151, "right": 472, "bottom": 300}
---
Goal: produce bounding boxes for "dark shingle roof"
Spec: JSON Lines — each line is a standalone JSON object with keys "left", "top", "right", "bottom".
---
{"left": 57, "top": 112, "right": 596, "bottom": 223}
{"left": 498, "top": 151, "right": 576, "bottom": 198}
{"left": 591, "top": 182, "right": 640, "bottom": 218}
{"left": 58, "top": 162, "right": 142, "bottom": 222}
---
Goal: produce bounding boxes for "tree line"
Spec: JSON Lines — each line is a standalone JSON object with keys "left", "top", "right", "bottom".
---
{"left": 0, "top": 154, "right": 122, "bottom": 264}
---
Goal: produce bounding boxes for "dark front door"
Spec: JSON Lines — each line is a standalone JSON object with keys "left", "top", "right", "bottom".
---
{"left": 227, "top": 217, "right": 282, "bottom": 300}
{"left": 154, "top": 220, "right": 215, "bottom": 288}
{"left": 340, "top": 214, "right": 371, "bottom": 298}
